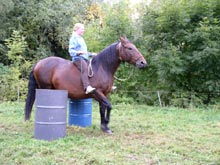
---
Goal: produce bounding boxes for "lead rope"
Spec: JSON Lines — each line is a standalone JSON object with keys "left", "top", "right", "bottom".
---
{"left": 88, "top": 59, "right": 94, "bottom": 78}
{"left": 114, "top": 67, "right": 134, "bottom": 82}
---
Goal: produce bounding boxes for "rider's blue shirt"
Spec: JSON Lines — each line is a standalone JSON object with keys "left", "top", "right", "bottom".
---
{"left": 68, "top": 33, "right": 90, "bottom": 62}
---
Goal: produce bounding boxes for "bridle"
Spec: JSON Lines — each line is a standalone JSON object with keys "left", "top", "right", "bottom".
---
{"left": 117, "top": 42, "right": 143, "bottom": 64}
{"left": 114, "top": 42, "right": 138, "bottom": 82}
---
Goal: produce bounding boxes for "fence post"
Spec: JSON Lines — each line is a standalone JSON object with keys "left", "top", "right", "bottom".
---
{"left": 157, "top": 91, "right": 162, "bottom": 107}
{"left": 17, "top": 85, "right": 20, "bottom": 102}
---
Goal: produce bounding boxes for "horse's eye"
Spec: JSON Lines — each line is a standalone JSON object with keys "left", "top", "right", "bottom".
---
{"left": 126, "top": 47, "right": 132, "bottom": 50}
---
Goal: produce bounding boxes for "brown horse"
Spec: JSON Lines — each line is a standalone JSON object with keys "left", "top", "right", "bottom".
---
{"left": 24, "top": 36, "right": 147, "bottom": 134}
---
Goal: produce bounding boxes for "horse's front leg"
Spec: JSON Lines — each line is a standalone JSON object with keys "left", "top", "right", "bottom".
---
{"left": 92, "top": 91, "right": 112, "bottom": 134}
{"left": 105, "top": 102, "right": 112, "bottom": 126}
{"left": 99, "top": 102, "right": 112, "bottom": 134}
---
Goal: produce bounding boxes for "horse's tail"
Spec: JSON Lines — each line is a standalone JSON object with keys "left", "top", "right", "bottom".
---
{"left": 24, "top": 65, "right": 37, "bottom": 121}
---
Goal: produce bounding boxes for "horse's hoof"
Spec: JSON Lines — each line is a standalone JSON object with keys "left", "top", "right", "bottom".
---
{"left": 102, "top": 129, "right": 112, "bottom": 134}
{"left": 101, "top": 125, "right": 113, "bottom": 134}
{"left": 105, "top": 129, "right": 113, "bottom": 134}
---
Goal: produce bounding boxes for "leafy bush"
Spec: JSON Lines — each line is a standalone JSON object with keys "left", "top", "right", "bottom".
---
{"left": 0, "top": 30, "right": 29, "bottom": 101}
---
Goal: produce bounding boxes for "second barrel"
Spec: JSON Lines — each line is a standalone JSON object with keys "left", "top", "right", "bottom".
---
{"left": 69, "top": 98, "right": 92, "bottom": 127}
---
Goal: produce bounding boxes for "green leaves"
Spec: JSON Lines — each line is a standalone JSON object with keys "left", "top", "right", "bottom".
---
{"left": 0, "top": 0, "right": 220, "bottom": 105}
{"left": 5, "top": 30, "right": 27, "bottom": 66}
{"left": 140, "top": 0, "right": 220, "bottom": 105}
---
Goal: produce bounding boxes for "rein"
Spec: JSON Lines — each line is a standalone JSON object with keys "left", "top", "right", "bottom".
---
{"left": 88, "top": 59, "right": 94, "bottom": 78}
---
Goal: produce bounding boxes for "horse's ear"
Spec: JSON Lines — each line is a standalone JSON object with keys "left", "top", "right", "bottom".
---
{"left": 119, "top": 35, "right": 128, "bottom": 43}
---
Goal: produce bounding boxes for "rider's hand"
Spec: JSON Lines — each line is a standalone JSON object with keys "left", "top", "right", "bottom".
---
{"left": 91, "top": 53, "right": 97, "bottom": 56}
{"left": 77, "top": 51, "right": 87, "bottom": 55}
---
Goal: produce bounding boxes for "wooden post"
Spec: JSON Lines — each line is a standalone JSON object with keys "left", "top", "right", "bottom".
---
{"left": 157, "top": 91, "right": 162, "bottom": 107}
{"left": 17, "top": 85, "right": 20, "bottom": 102}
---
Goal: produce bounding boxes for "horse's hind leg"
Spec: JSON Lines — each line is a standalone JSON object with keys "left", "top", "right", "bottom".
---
{"left": 35, "top": 78, "right": 54, "bottom": 89}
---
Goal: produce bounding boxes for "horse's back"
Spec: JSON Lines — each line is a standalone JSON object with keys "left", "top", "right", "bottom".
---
{"left": 34, "top": 56, "right": 76, "bottom": 89}
{"left": 36, "top": 56, "right": 70, "bottom": 67}
{"left": 33, "top": 56, "right": 113, "bottom": 98}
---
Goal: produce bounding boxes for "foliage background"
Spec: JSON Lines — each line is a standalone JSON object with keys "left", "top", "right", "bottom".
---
{"left": 0, "top": 0, "right": 220, "bottom": 107}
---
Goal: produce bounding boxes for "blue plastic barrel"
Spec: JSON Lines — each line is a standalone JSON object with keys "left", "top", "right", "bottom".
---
{"left": 34, "top": 89, "right": 68, "bottom": 141}
{"left": 68, "top": 98, "right": 92, "bottom": 127}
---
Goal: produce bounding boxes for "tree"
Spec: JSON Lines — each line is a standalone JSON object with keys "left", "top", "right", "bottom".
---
{"left": 0, "top": 0, "right": 92, "bottom": 64}
{"left": 0, "top": 30, "right": 28, "bottom": 101}
{"left": 140, "top": 0, "right": 220, "bottom": 106}
{"left": 0, "top": 0, "right": 94, "bottom": 101}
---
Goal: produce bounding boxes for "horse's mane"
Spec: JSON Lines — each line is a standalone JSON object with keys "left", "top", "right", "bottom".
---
{"left": 92, "top": 42, "right": 120, "bottom": 73}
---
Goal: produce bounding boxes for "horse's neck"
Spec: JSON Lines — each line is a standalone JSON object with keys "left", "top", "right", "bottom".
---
{"left": 98, "top": 57, "right": 121, "bottom": 77}
{"left": 109, "top": 44, "right": 121, "bottom": 75}
{"left": 94, "top": 43, "right": 121, "bottom": 76}
{"left": 110, "top": 60, "right": 121, "bottom": 76}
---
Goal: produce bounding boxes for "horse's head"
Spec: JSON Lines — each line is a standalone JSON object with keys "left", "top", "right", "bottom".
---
{"left": 117, "top": 36, "right": 147, "bottom": 69}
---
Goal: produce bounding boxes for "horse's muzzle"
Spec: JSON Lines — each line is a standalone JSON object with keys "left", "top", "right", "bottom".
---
{"left": 136, "top": 60, "right": 148, "bottom": 69}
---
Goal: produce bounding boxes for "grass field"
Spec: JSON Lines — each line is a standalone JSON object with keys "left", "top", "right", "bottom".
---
{"left": 0, "top": 102, "right": 220, "bottom": 165}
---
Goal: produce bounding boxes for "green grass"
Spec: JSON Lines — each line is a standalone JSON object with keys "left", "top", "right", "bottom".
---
{"left": 0, "top": 102, "right": 220, "bottom": 164}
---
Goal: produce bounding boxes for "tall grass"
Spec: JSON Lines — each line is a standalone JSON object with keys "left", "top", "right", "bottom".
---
{"left": 0, "top": 102, "right": 220, "bottom": 164}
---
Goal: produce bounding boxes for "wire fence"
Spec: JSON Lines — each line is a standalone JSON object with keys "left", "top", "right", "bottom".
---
{"left": 110, "top": 90, "right": 220, "bottom": 108}
{"left": 1, "top": 84, "right": 220, "bottom": 108}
